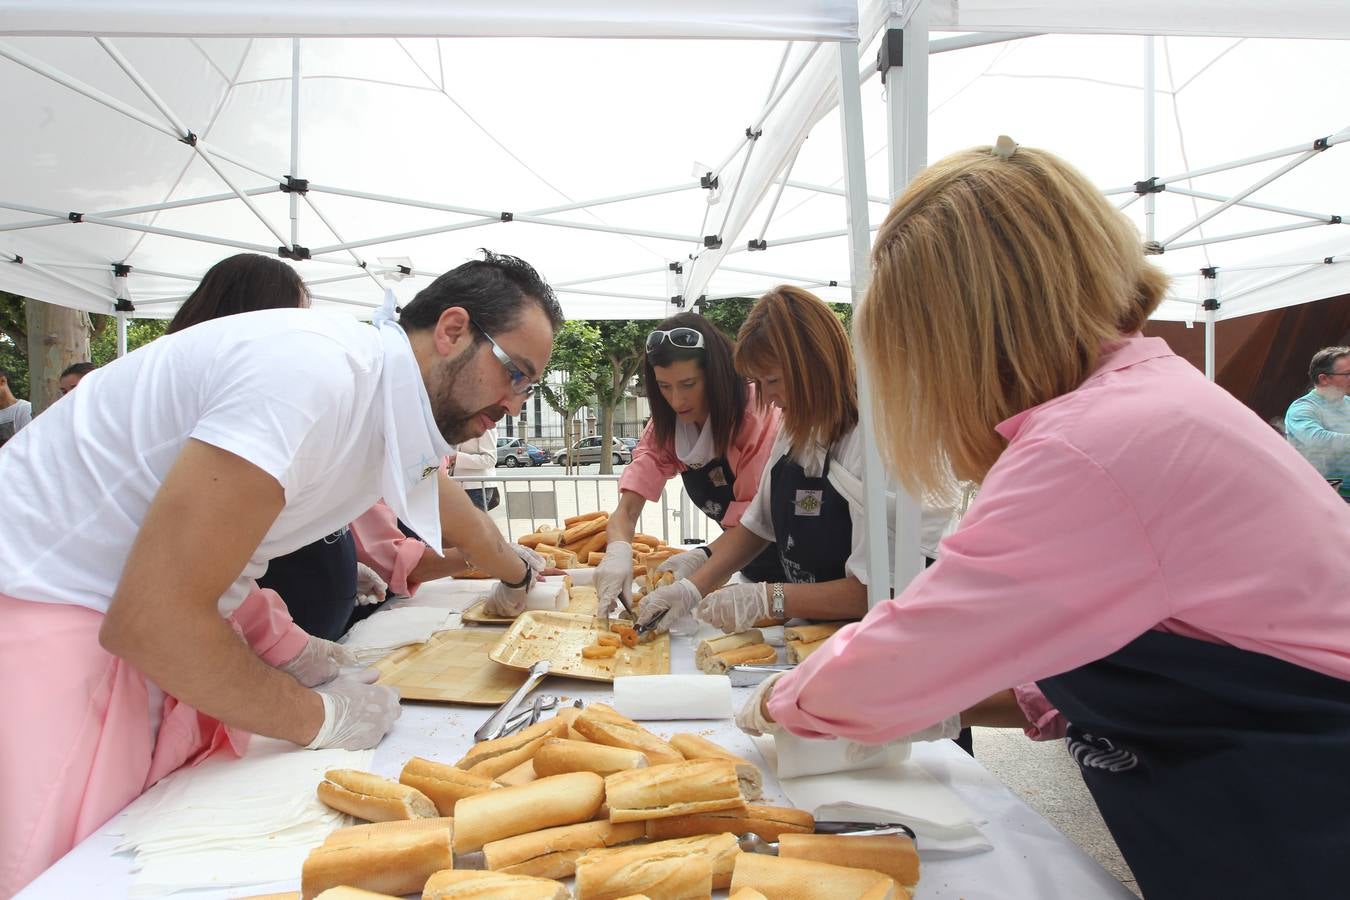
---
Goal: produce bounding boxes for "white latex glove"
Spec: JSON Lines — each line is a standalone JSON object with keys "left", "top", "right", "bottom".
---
{"left": 512, "top": 543, "right": 548, "bottom": 586}
{"left": 655, "top": 547, "right": 709, "bottom": 582}
{"left": 696, "top": 582, "right": 770, "bottom": 634}
{"left": 735, "top": 672, "right": 785, "bottom": 737}
{"left": 594, "top": 541, "right": 634, "bottom": 618}
{"left": 278, "top": 636, "right": 358, "bottom": 688}
{"left": 635, "top": 577, "right": 702, "bottom": 634}
{"left": 480, "top": 543, "right": 547, "bottom": 617}
{"left": 305, "top": 669, "right": 401, "bottom": 750}
{"left": 842, "top": 714, "right": 964, "bottom": 763}
{"left": 354, "top": 562, "right": 388, "bottom": 606}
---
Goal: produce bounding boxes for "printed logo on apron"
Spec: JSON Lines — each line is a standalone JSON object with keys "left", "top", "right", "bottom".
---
{"left": 793, "top": 489, "right": 824, "bottom": 516}
{"left": 702, "top": 500, "right": 724, "bottom": 519}
{"left": 708, "top": 465, "right": 728, "bottom": 488}
{"left": 1066, "top": 731, "right": 1139, "bottom": 774}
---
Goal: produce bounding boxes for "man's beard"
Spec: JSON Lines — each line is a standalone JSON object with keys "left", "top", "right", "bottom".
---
{"left": 429, "top": 349, "right": 507, "bottom": 444}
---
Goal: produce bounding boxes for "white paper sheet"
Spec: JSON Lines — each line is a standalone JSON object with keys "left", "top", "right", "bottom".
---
{"left": 769, "top": 730, "right": 911, "bottom": 779}
{"left": 612, "top": 674, "right": 733, "bottom": 720}
{"left": 339, "top": 606, "right": 460, "bottom": 664}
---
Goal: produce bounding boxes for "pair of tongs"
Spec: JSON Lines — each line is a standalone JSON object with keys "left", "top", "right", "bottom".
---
{"left": 737, "top": 822, "right": 916, "bottom": 856}
{"left": 474, "top": 659, "right": 550, "bottom": 742}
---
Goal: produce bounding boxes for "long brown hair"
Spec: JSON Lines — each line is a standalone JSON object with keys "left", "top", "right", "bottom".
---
{"left": 858, "top": 142, "right": 1169, "bottom": 499}
{"left": 644, "top": 312, "right": 745, "bottom": 457}
{"left": 735, "top": 285, "right": 858, "bottom": 459}
{"left": 167, "top": 253, "right": 309, "bottom": 333}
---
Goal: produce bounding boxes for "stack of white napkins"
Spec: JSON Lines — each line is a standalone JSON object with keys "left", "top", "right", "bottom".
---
{"left": 340, "top": 606, "right": 460, "bottom": 664}
{"left": 613, "top": 674, "right": 733, "bottom": 720}
{"left": 753, "top": 735, "right": 992, "bottom": 857}
{"left": 113, "top": 738, "right": 373, "bottom": 897}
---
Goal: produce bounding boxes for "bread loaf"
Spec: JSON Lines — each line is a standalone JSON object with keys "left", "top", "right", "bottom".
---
{"left": 573, "top": 839, "right": 714, "bottom": 900}
{"left": 604, "top": 759, "right": 746, "bottom": 823}
{"left": 586, "top": 833, "right": 738, "bottom": 890}
{"left": 643, "top": 804, "right": 813, "bottom": 841}
{"left": 782, "top": 622, "right": 849, "bottom": 643}
{"left": 495, "top": 758, "right": 538, "bottom": 787}
{"left": 668, "top": 733, "right": 762, "bottom": 800}
{"left": 565, "top": 511, "right": 609, "bottom": 526}
{"left": 729, "top": 853, "right": 898, "bottom": 900}
{"left": 300, "top": 829, "right": 452, "bottom": 899}
{"left": 699, "top": 643, "right": 777, "bottom": 675}
{"left": 694, "top": 631, "right": 764, "bottom": 668}
{"left": 777, "top": 833, "right": 919, "bottom": 890}
{"left": 533, "top": 738, "right": 649, "bottom": 778}
{"left": 481, "top": 819, "right": 646, "bottom": 879}
{"left": 317, "top": 769, "right": 438, "bottom": 822}
{"left": 453, "top": 771, "right": 606, "bottom": 852}
{"left": 315, "top": 891, "right": 400, "bottom": 900}
{"left": 421, "top": 868, "right": 569, "bottom": 900}
{"left": 322, "top": 817, "right": 454, "bottom": 849}
{"left": 573, "top": 704, "right": 684, "bottom": 765}
{"left": 727, "top": 889, "right": 768, "bottom": 900}
{"left": 454, "top": 715, "right": 569, "bottom": 778}
{"left": 786, "top": 638, "right": 826, "bottom": 664}
{"left": 399, "top": 757, "right": 498, "bottom": 816}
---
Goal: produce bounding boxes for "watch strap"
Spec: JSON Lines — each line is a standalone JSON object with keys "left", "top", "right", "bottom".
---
{"left": 770, "top": 582, "right": 786, "bottom": 619}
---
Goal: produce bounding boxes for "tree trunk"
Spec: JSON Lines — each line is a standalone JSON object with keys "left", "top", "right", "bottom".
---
{"left": 597, "top": 362, "right": 625, "bottom": 475}
{"left": 25, "top": 298, "right": 90, "bottom": 414}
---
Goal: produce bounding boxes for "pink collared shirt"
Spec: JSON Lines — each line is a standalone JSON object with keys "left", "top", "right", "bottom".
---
{"left": 619, "top": 384, "right": 781, "bottom": 529}
{"left": 769, "top": 336, "right": 1350, "bottom": 743}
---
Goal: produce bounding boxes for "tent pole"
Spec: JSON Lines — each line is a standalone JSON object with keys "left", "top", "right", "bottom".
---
{"left": 116, "top": 309, "right": 128, "bottom": 358}
{"left": 1144, "top": 37, "right": 1156, "bottom": 244}
{"left": 1167, "top": 219, "right": 1332, "bottom": 251}
{"left": 1202, "top": 268, "right": 1219, "bottom": 381}
{"left": 290, "top": 38, "right": 302, "bottom": 250}
{"left": 1161, "top": 149, "right": 1322, "bottom": 247}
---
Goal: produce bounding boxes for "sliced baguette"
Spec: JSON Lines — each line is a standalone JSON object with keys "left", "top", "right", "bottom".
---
{"left": 644, "top": 804, "right": 812, "bottom": 842}
{"left": 399, "top": 757, "right": 498, "bottom": 816}
{"left": 421, "top": 868, "right": 569, "bottom": 900}
{"left": 729, "top": 853, "right": 898, "bottom": 900}
{"left": 481, "top": 819, "right": 646, "bottom": 879}
{"left": 604, "top": 759, "right": 746, "bottom": 823}
{"left": 317, "top": 769, "right": 438, "bottom": 822}
{"left": 777, "top": 833, "right": 919, "bottom": 890}
{"left": 534, "top": 737, "right": 649, "bottom": 778}
{"left": 572, "top": 704, "right": 684, "bottom": 765}
{"left": 454, "top": 715, "right": 569, "bottom": 779}
{"left": 301, "top": 829, "right": 452, "bottom": 899}
{"left": 668, "top": 733, "right": 762, "bottom": 800}
{"left": 453, "top": 771, "right": 606, "bottom": 853}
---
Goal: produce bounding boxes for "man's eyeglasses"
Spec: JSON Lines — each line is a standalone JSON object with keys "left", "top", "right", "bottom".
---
{"left": 646, "top": 327, "right": 705, "bottom": 353}
{"left": 1326, "top": 370, "right": 1350, "bottom": 380}
{"left": 471, "top": 319, "right": 537, "bottom": 397}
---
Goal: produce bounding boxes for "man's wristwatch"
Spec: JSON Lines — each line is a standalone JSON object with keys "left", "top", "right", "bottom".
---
{"left": 500, "top": 558, "right": 532, "bottom": 590}
{"left": 769, "top": 582, "right": 786, "bottom": 620}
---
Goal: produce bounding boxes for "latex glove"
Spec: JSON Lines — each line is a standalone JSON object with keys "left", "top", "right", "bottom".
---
{"left": 655, "top": 547, "right": 709, "bottom": 582}
{"left": 635, "top": 577, "right": 702, "bottom": 634}
{"left": 480, "top": 543, "right": 547, "bottom": 616}
{"left": 735, "top": 672, "right": 785, "bottom": 737}
{"left": 354, "top": 562, "right": 388, "bottom": 606}
{"left": 511, "top": 543, "right": 548, "bottom": 588}
{"left": 594, "top": 541, "right": 634, "bottom": 618}
{"left": 842, "top": 714, "right": 964, "bottom": 763}
{"left": 696, "top": 582, "right": 770, "bottom": 634}
{"left": 305, "top": 669, "right": 401, "bottom": 750}
{"left": 279, "top": 636, "right": 358, "bottom": 688}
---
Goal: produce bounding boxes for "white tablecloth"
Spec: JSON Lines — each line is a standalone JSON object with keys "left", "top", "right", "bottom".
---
{"left": 18, "top": 581, "right": 1134, "bottom": 900}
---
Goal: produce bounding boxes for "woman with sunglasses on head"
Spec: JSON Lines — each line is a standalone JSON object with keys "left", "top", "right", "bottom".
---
{"left": 595, "top": 313, "right": 783, "bottom": 617}
{"left": 735, "top": 141, "right": 1350, "bottom": 899}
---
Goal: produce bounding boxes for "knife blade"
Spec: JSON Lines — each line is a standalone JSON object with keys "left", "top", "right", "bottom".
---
{"left": 738, "top": 822, "right": 916, "bottom": 856}
{"left": 727, "top": 663, "right": 796, "bottom": 687}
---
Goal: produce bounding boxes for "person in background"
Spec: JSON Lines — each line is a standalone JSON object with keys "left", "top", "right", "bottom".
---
{"left": 1284, "top": 345, "right": 1350, "bottom": 500}
{"left": 452, "top": 425, "right": 500, "bottom": 512}
{"left": 739, "top": 139, "right": 1350, "bottom": 899}
{"left": 0, "top": 365, "right": 32, "bottom": 447}
{"left": 58, "top": 362, "right": 97, "bottom": 396}
{"left": 595, "top": 313, "right": 783, "bottom": 617}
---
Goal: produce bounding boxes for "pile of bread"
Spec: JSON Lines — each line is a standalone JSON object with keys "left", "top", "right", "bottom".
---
{"left": 516, "top": 512, "right": 680, "bottom": 574}
{"left": 694, "top": 622, "right": 853, "bottom": 675}
{"left": 288, "top": 703, "right": 918, "bottom": 899}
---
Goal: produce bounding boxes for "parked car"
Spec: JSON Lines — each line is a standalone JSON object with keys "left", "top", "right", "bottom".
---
{"left": 553, "top": 436, "right": 633, "bottom": 466}
{"left": 525, "top": 444, "right": 548, "bottom": 466}
{"left": 619, "top": 437, "right": 638, "bottom": 451}
{"left": 495, "top": 437, "right": 529, "bottom": 467}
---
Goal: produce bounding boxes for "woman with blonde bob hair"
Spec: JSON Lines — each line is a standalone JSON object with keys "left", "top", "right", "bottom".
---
{"left": 637, "top": 286, "right": 949, "bottom": 638}
{"left": 737, "top": 140, "right": 1350, "bottom": 899}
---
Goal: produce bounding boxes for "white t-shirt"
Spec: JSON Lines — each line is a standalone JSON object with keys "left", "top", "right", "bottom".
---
{"left": 740, "top": 424, "right": 954, "bottom": 585}
{"left": 453, "top": 427, "right": 498, "bottom": 479}
{"left": 0, "top": 309, "right": 449, "bottom": 616}
{"left": 0, "top": 397, "right": 32, "bottom": 446}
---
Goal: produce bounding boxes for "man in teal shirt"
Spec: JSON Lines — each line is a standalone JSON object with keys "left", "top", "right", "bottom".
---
{"left": 1286, "top": 346, "right": 1350, "bottom": 499}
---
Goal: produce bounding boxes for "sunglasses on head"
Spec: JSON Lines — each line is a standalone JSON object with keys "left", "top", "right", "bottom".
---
{"left": 646, "top": 327, "right": 705, "bottom": 353}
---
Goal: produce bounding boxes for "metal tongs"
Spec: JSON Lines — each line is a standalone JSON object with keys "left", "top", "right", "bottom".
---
{"left": 726, "top": 663, "right": 796, "bottom": 687}
{"left": 474, "top": 659, "right": 550, "bottom": 742}
{"left": 738, "top": 822, "right": 916, "bottom": 856}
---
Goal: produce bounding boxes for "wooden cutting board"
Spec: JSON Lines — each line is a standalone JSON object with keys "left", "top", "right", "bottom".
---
{"left": 376, "top": 629, "right": 529, "bottom": 704}
{"left": 489, "top": 610, "right": 670, "bottom": 682}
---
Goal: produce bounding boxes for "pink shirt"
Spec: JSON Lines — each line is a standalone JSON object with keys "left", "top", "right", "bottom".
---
{"left": 619, "top": 384, "right": 781, "bottom": 529}
{"left": 769, "top": 336, "right": 1350, "bottom": 743}
{"left": 350, "top": 499, "right": 430, "bottom": 597}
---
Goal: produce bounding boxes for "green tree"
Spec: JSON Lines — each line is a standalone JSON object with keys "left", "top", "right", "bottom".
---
{"left": 582, "top": 320, "right": 659, "bottom": 475}
{"left": 537, "top": 320, "right": 601, "bottom": 474}
{"left": 701, "top": 295, "right": 853, "bottom": 339}
{"left": 89, "top": 314, "right": 168, "bottom": 365}
{"left": 0, "top": 291, "right": 28, "bottom": 398}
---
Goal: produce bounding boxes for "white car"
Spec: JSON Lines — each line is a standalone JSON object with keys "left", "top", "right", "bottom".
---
{"left": 553, "top": 436, "right": 633, "bottom": 466}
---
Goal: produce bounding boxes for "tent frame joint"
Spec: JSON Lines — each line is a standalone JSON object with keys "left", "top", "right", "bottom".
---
{"left": 1313, "top": 136, "right": 1330, "bottom": 151}
{"left": 667, "top": 261, "right": 683, "bottom": 274}
{"left": 280, "top": 176, "right": 309, "bottom": 194}
{"left": 747, "top": 238, "right": 767, "bottom": 251}
{"left": 703, "top": 235, "right": 723, "bottom": 249}
{"left": 1134, "top": 177, "right": 1164, "bottom": 195}
{"left": 745, "top": 126, "right": 763, "bottom": 141}
{"left": 178, "top": 131, "right": 198, "bottom": 147}
{"left": 114, "top": 297, "right": 135, "bottom": 313}
{"left": 67, "top": 211, "right": 84, "bottom": 223}
{"left": 877, "top": 27, "right": 904, "bottom": 83}
{"left": 700, "top": 172, "right": 719, "bottom": 191}
{"left": 500, "top": 211, "right": 514, "bottom": 222}
{"left": 670, "top": 294, "right": 685, "bottom": 308}
{"left": 278, "top": 244, "right": 311, "bottom": 261}
{"left": 112, "top": 263, "right": 131, "bottom": 277}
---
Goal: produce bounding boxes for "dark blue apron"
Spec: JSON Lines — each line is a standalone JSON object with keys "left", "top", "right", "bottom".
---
{"left": 257, "top": 526, "right": 358, "bottom": 642}
{"left": 767, "top": 450, "right": 852, "bottom": 584}
{"left": 681, "top": 456, "right": 785, "bottom": 582}
{"left": 1038, "top": 630, "right": 1350, "bottom": 899}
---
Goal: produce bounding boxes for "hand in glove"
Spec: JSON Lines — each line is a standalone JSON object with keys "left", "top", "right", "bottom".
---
{"left": 842, "top": 714, "right": 964, "bottom": 763}
{"left": 305, "top": 669, "right": 401, "bottom": 750}
{"left": 735, "top": 672, "right": 785, "bottom": 737}
{"left": 481, "top": 543, "right": 547, "bottom": 617}
{"left": 511, "top": 543, "right": 548, "bottom": 587}
{"left": 655, "top": 547, "right": 710, "bottom": 582}
{"left": 354, "top": 562, "right": 388, "bottom": 606}
{"left": 635, "top": 577, "right": 702, "bottom": 634}
{"left": 279, "top": 635, "right": 358, "bottom": 687}
{"left": 594, "top": 541, "right": 634, "bottom": 619}
{"left": 696, "top": 582, "right": 770, "bottom": 634}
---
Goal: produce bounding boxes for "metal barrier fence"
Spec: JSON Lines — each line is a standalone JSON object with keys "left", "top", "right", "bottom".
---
{"left": 452, "top": 473, "right": 719, "bottom": 546}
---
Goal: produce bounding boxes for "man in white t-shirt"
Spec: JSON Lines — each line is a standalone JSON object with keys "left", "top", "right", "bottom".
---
{"left": 0, "top": 251, "right": 563, "bottom": 894}
{"left": 0, "top": 366, "right": 32, "bottom": 448}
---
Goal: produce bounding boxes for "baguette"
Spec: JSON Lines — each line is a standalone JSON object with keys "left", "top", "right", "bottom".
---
{"left": 534, "top": 738, "right": 649, "bottom": 778}
{"left": 694, "top": 631, "right": 765, "bottom": 667}
{"left": 777, "top": 833, "right": 919, "bottom": 890}
{"left": 581, "top": 833, "right": 739, "bottom": 890}
{"left": 604, "top": 759, "right": 746, "bottom": 823}
{"left": 455, "top": 715, "right": 568, "bottom": 778}
{"left": 587, "top": 552, "right": 607, "bottom": 566}
{"left": 495, "top": 758, "right": 538, "bottom": 787}
{"left": 316, "top": 891, "right": 401, "bottom": 900}
{"left": 317, "top": 769, "right": 438, "bottom": 822}
{"left": 453, "top": 771, "right": 606, "bottom": 853}
{"left": 399, "top": 757, "right": 498, "bottom": 816}
{"left": 421, "top": 868, "right": 568, "bottom": 900}
{"left": 728, "top": 890, "right": 768, "bottom": 900}
{"left": 699, "top": 643, "right": 777, "bottom": 675}
{"left": 565, "top": 511, "right": 609, "bottom": 526}
{"left": 729, "top": 853, "right": 898, "bottom": 900}
{"left": 644, "top": 803, "right": 812, "bottom": 841}
{"left": 573, "top": 840, "right": 714, "bottom": 900}
{"left": 574, "top": 530, "right": 609, "bottom": 558}
{"left": 782, "top": 622, "right": 850, "bottom": 643}
{"left": 572, "top": 704, "right": 684, "bottom": 765}
{"left": 322, "top": 817, "right": 455, "bottom": 849}
{"left": 518, "top": 533, "right": 547, "bottom": 549}
{"left": 668, "top": 733, "right": 762, "bottom": 800}
{"left": 563, "top": 516, "right": 609, "bottom": 547}
{"left": 481, "top": 819, "right": 646, "bottom": 879}
{"left": 301, "top": 829, "right": 452, "bottom": 899}
{"left": 786, "top": 638, "right": 827, "bottom": 664}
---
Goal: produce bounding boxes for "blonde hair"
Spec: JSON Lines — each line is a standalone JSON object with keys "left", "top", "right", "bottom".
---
{"left": 735, "top": 285, "right": 858, "bottom": 459}
{"left": 858, "top": 142, "right": 1168, "bottom": 498}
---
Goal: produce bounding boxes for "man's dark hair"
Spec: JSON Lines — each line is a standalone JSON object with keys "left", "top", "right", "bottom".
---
{"left": 399, "top": 250, "right": 564, "bottom": 337}
{"left": 1309, "top": 346, "right": 1350, "bottom": 386}
{"left": 167, "top": 253, "right": 309, "bottom": 334}
{"left": 644, "top": 312, "right": 746, "bottom": 458}
{"left": 60, "top": 361, "right": 97, "bottom": 379}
